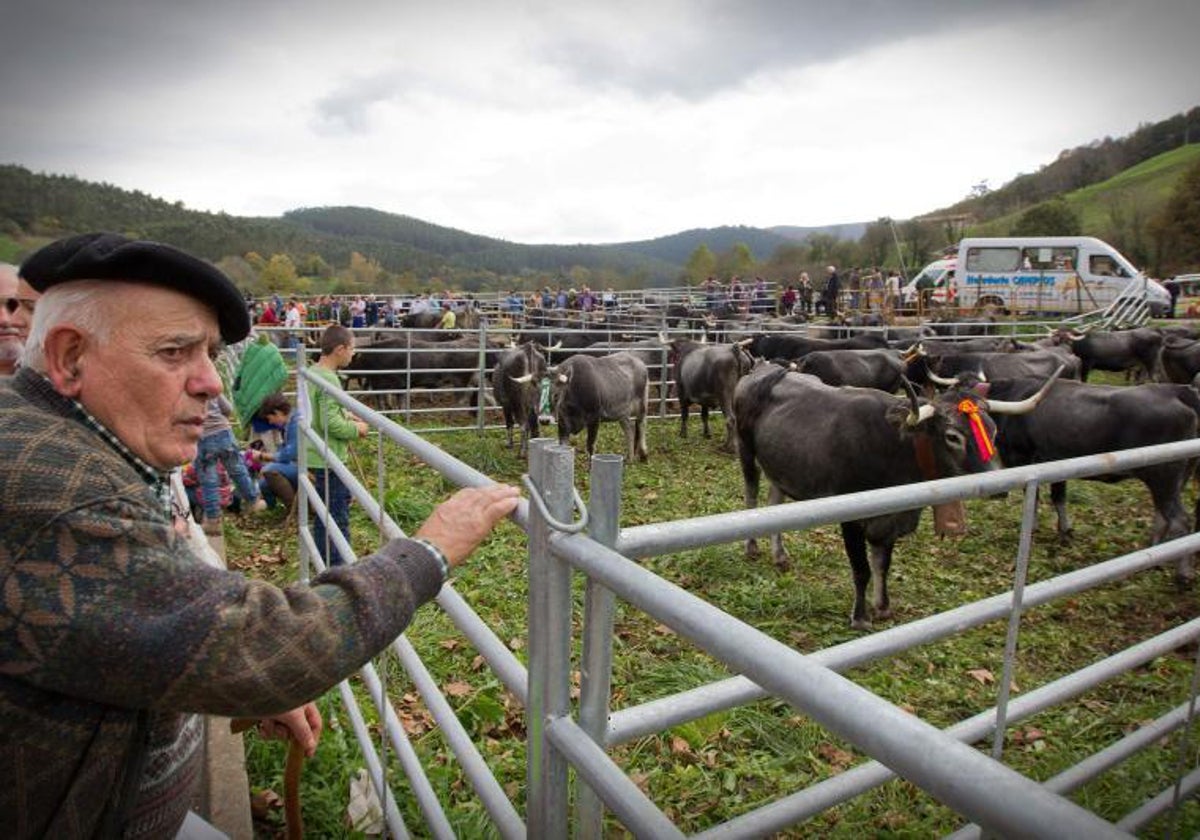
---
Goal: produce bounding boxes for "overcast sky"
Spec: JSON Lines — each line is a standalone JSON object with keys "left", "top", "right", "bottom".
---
{"left": 3, "top": 0, "right": 1198, "bottom": 245}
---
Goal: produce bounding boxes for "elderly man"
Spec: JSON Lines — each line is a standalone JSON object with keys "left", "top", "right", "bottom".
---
{"left": 0, "top": 233, "right": 520, "bottom": 838}
{"left": 0, "top": 261, "right": 37, "bottom": 375}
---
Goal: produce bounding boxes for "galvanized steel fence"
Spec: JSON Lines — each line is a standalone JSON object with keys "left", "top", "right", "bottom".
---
{"left": 290, "top": 345, "right": 1200, "bottom": 837}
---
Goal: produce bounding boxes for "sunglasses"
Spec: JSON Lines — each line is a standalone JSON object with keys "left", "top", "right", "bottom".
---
{"left": 2, "top": 297, "right": 36, "bottom": 315}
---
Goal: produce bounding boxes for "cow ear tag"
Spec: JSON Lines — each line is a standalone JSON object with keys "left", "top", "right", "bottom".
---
{"left": 957, "top": 399, "right": 996, "bottom": 462}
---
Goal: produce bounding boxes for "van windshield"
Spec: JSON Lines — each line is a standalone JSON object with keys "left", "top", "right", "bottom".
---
{"left": 911, "top": 267, "right": 947, "bottom": 290}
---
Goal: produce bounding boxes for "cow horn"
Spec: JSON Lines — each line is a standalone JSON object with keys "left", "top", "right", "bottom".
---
{"left": 985, "top": 364, "right": 1066, "bottom": 415}
{"left": 510, "top": 374, "right": 534, "bottom": 384}
{"left": 902, "top": 377, "right": 937, "bottom": 426}
{"left": 557, "top": 373, "right": 568, "bottom": 383}
{"left": 900, "top": 343, "right": 923, "bottom": 364}
{"left": 926, "top": 369, "right": 959, "bottom": 388}
{"left": 548, "top": 341, "right": 563, "bottom": 350}
{"left": 736, "top": 337, "right": 754, "bottom": 348}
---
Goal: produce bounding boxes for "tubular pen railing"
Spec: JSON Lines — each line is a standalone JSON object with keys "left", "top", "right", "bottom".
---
{"left": 289, "top": 341, "right": 1200, "bottom": 837}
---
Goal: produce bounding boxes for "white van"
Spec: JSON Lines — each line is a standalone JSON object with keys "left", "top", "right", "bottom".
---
{"left": 901, "top": 258, "right": 956, "bottom": 307}
{"left": 954, "top": 236, "right": 1171, "bottom": 316}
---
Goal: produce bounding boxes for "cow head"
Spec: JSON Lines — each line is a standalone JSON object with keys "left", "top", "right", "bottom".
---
{"left": 893, "top": 365, "right": 1063, "bottom": 477}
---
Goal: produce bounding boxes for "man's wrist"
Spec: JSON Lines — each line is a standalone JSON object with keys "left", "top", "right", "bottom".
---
{"left": 410, "top": 537, "right": 450, "bottom": 582}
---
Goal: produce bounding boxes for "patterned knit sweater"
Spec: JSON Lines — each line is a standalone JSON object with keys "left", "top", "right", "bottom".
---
{"left": 0, "top": 368, "right": 446, "bottom": 838}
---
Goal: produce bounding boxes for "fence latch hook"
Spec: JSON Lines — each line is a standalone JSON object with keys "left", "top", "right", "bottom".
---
{"left": 521, "top": 473, "right": 590, "bottom": 534}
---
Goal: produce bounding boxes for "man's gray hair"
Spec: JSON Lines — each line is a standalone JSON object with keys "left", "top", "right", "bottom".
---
{"left": 21, "top": 281, "right": 115, "bottom": 372}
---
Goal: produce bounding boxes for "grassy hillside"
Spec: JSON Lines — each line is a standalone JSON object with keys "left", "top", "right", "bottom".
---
{"left": 966, "top": 144, "right": 1200, "bottom": 241}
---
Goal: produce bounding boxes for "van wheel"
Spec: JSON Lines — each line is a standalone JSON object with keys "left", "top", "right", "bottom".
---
{"left": 978, "top": 296, "right": 1008, "bottom": 316}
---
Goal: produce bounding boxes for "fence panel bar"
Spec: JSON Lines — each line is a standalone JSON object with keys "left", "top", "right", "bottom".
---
{"left": 577, "top": 454, "right": 624, "bottom": 839}
{"left": 546, "top": 717, "right": 685, "bottom": 839}
{"left": 525, "top": 440, "right": 575, "bottom": 837}
{"left": 607, "top": 532, "right": 1200, "bottom": 745}
{"left": 336, "top": 681, "right": 411, "bottom": 840}
{"left": 551, "top": 533, "right": 1129, "bottom": 839}
{"left": 991, "top": 478, "right": 1040, "bottom": 762}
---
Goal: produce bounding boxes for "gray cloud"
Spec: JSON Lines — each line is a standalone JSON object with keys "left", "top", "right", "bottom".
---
{"left": 535, "top": 0, "right": 1085, "bottom": 100}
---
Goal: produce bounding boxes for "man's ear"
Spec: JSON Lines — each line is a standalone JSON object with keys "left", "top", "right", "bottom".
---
{"left": 42, "top": 324, "right": 88, "bottom": 397}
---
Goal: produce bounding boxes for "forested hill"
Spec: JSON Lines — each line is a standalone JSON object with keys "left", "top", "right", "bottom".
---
{"left": 282, "top": 205, "right": 682, "bottom": 280}
{"left": 0, "top": 167, "right": 680, "bottom": 282}
{"left": 606, "top": 226, "right": 797, "bottom": 267}
{"left": 927, "top": 106, "right": 1200, "bottom": 224}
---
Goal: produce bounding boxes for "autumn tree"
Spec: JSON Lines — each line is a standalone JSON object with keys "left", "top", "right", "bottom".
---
{"left": 259, "top": 253, "right": 299, "bottom": 293}
{"left": 1010, "top": 198, "right": 1081, "bottom": 237}
{"left": 215, "top": 255, "right": 258, "bottom": 293}
{"left": 1149, "top": 158, "right": 1200, "bottom": 275}
{"left": 715, "top": 242, "right": 756, "bottom": 279}
{"left": 859, "top": 220, "right": 894, "bottom": 268}
{"left": 683, "top": 244, "right": 717, "bottom": 284}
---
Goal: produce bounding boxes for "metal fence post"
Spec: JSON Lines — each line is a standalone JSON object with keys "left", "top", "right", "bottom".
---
{"left": 991, "top": 478, "right": 1040, "bottom": 763}
{"left": 477, "top": 320, "right": 488, "bottom": 432}
{"left": 577, "top": 453, "right": 624, "bottom": 839}
{"left": 526, "top": 439, "right": 575, "bottom": 837}
{"left": 294, "top": 344, "right": 311, "bottom": 584}
{"left": 404, "top": 328, "right": 412, "bottom": 426}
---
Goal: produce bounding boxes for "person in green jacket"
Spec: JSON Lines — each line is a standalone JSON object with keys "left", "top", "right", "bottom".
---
{"left": 307, "top": 324, "right": 368, "bottom": 567}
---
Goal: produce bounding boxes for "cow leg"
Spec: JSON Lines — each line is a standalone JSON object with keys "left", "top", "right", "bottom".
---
{"left": 619, "top": 416, "right": 635, "bottom": 461}
{"left": 586, "top": 421, "right": 600, "bottom": 458}
{"left": 841, "top": 522, "right": 872, "bottom": 630}
{"left": 869, "top": 540, "right": 893, "bottom": 620}
{"left": 720, "top": 397, "right": 737, "bottom": 453}
{"left": 635, "top": 412, "right": 648, "bottom": 462}
{"left": 767, "top": 482, "right": 790, "bottom": 569}
{"left": 1050, "top": 481, "right": 1072, "bottom": 540}
{"left": 502, "top": 406, "right": 516, "bottom": 449}
{"left": 744, "top": 458, "right": 762, "bottom": 559}
{"left": 1147, "top": 476, "right": 1194, "bottom": 587}
{"left": 700, "top": 405, "right": 711, "bottom": 439}
{"left": 679, "top": 399, "right": 689, "bottom": 439}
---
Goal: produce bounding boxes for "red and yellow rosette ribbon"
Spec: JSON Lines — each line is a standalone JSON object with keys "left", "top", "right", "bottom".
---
{"left": 957, "top": 399, "right": 996, "bottom": 462}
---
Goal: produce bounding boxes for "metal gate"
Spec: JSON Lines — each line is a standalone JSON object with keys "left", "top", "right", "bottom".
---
{"left": 294, "top": 353, "right": 1200, "bottom": 838}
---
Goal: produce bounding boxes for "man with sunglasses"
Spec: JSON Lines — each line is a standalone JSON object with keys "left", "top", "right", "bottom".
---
{"left": 0, "top": 262, "right": 37, "bottom": 376}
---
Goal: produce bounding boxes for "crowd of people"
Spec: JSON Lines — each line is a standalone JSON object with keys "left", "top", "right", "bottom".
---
{"left": 699, "top": 266, "right": 902, "bottom": 318}
{"left": 0, "top": 234, "right": 520, "bottom": 837}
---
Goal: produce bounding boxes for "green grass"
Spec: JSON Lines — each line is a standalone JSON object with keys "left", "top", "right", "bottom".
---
{"left": 970, "top": 143, "right": 1200, "bottom": 241}
{"left": 229, "top": 389, "right": 1200, "bottom": 837}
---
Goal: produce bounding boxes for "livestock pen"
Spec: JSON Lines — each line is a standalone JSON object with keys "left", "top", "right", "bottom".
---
{"left": 253, "top": 313, "right": 1080, "bottom": 437}
{"left": 227, "top": 344, "right": 1200, "bottom": 836}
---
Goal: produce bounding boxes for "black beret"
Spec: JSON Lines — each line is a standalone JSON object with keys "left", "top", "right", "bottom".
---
{"left": 20, "top": 232, "right": 251, "bottom": 344}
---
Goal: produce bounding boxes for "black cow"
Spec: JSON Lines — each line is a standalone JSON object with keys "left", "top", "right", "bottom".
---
{"left": 492, "top": 342, "right": 547, "bottom": 455}
{"left": 1160, "top": 336, "right": 1200, "bottom": 384}
{"left": 351, "top": 335, "right": 502, "bottom": 406}
{"left": 670, "top": 339, "right": 753, "bottom": 450}
{"left": 929, "top": 316, "right": 997, "bottom": 337}
{"left": 551, "top": 352, "right": 649, "bottom": 461}
{"left": 744, "top": 332, "right": 888, "bottom": 361}
{"left": 921, "top": 349, "right": 1081, "bottom": 385}
{"left": 796, "top": 348, "right": 906, "bottom": 393}
{"left": 734, "top": 361, "right": 1059, "bottom": 629}
{"left": 1047, "top": 327, "right": 1163, "bottom": 382}
{"left": 985, "top": 377, "right": 1200, "bottom": 585}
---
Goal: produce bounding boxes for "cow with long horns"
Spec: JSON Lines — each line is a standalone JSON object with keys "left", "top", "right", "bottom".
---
{"left": 734, "top": 361, "right": 1062, "bottom": 629}
{"left": 492, "top": 341, "right": 548, "bottom": 455}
